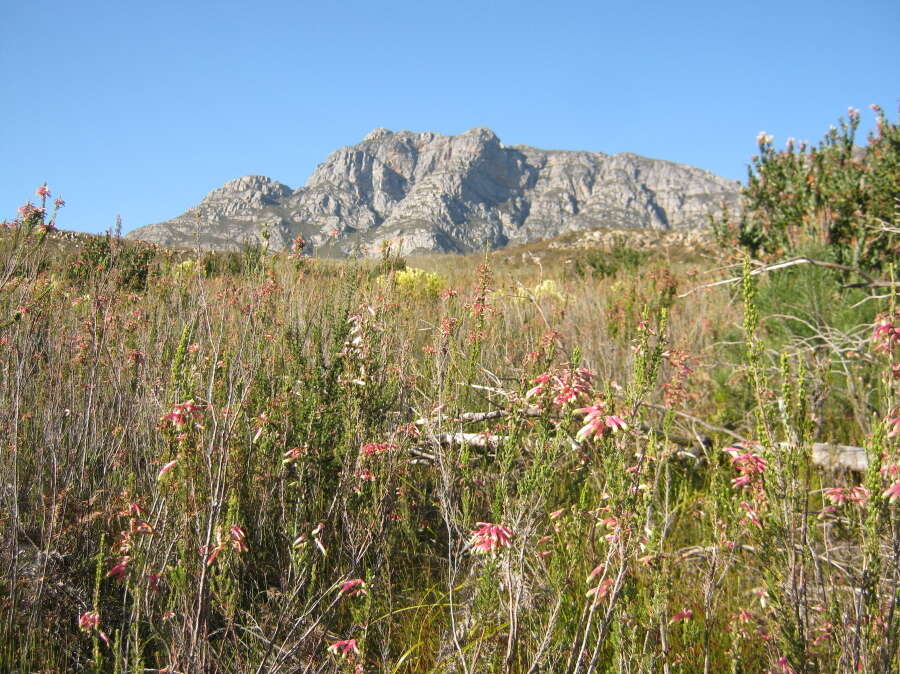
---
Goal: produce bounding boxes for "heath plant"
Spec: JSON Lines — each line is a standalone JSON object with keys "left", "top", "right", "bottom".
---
{"left": 1, "top": 121, "right": 898, "bottom": 674}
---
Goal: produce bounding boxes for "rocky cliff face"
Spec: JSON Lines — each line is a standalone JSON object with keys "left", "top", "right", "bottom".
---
{"left": 127, "top": 127, "right": 739, "bottom": 255}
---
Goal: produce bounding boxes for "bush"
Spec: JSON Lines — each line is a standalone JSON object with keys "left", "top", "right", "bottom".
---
{"left": 572, "top": 244, "right": 648, "bottom": 278}
{"left": 388, "top": 266, "right": 445, "bottom": 299}
{"left": 715, "top": 105, "right": 899, "bottom": 271}
{"left": 67, "top": 234, "right": 155, "bottom": 291}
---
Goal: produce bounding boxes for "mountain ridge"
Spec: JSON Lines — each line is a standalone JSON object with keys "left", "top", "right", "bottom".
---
{"left": 127, "top": 127, "right": 740, "bottom": 256}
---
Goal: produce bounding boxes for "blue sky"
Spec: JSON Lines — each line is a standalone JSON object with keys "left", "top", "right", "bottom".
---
{"left": 2, "top": 0, "right": 897, "bottom": 234}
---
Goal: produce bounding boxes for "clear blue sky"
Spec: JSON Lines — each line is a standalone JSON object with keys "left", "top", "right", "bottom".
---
{"left": 2, "top": 0, "right": 897, "bottom": 234}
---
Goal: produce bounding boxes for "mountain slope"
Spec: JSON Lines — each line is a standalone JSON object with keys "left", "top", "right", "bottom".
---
{"left": 127, "top": 127, "right": 739, "bottom": 255}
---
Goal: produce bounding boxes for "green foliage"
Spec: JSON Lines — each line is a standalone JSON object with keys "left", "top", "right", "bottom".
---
{"left": 388, "top": 266, "right": 446, "bottom": 300}
{"left": 571, "top": 243, "right": 648, "bottom": 278}
{"left": 2, "top": 184, "right": 898, "bottom": 672}
{"left": 67, "top": 234, "right": 155, "bottom": 290}
{"left": 715, "top": 105, "right": 899, "bottom": 270}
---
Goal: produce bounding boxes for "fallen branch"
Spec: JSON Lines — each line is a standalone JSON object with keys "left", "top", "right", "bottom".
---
{"left": 409, "top": 404, "right": 871, "bottom": 471}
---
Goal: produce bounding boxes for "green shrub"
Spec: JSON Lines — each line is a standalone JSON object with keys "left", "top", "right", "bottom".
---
{"left": 67, "top": 235, "right": 155, "bottom": 291}
{"left": 572, "top": 244, "right": 648, "bottom": 278}
{"left": 715, "top": 105, "right": 899, "bottom": 271}
{"left": 386, "top": 266, "right": 445, "bottom": 299}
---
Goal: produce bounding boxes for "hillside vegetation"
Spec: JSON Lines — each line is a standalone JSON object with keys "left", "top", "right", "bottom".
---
{"left": 1, "top": 109, "right": 897, "bottom": 673}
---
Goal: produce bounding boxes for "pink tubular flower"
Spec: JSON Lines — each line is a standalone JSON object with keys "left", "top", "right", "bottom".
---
{"left": 724, "top": 445, "right": 767, "bottom": 489}
{"left": 161, "top": 400, "right": 203, "bottom": 429}
{"left": 739, "top": 502, "right": 763, "bottom": 528}
{"left": 229, "top": 525, "right": 248, "bottom": 552}
{"left": 585, "top": 578, "right": 615, "bottom": 604}
{"left": 78, "top": 611, "right": 100, "bottom": 631}
{"left": 470, "top": 522, "right": 514, "bottom": 554}
{"left": 78, "top": 611, "right": 110, "bottom": 646}
{"left": 574, "top": 400, "right": 629, "bottom": 442}
{"left": 360, "top": 442, "right": 397, "bottom": 457}
{"left": 327, "top": 638, "right": 358, "bottom": 657}
{"left": 526, "top": 366, "right": 594, "bottom": 408}
{"left": 883, "top": 481, "right": 900, "bottom": 503}
{"left": 36, "top": 185, "right": 51, "bottom": 198}
{"left": 775, "top": 656, "right": 797, "bottom": 674}
{"left": 586, "top": 563, "right": 606, "bottom": 582}
{"left": 575, "top": 403, "right": 607, "bottom": 441}
{"left": 549, "top": 507, "right": 566, "bottom": 520}
{"left": 670, "top": 609, "right": 694, "bottom": 624}
{"left": 338, "top": 578, "right": 368, "bottom": 596}
{"left": 107, "top": 557, "right": 130, "bottom": 580}
{"left": 822, "top": 486, "right": 870, "bottom": 505}
{"left": 872, "top": 314, "right": 900, "bottom": 353}
{"left": 887, "top": 415, "right": 900, "bottom": 438}
{"left": 604, "top": 415, "right": 628, "bottom": 433}
{"left": 157, "top": 459, "right": 178, "bottom": 480}
{"left": 525, "top": 372, "right": 552, "bottom": 399}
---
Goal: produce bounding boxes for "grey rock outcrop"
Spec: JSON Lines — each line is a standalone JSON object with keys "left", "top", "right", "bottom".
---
{"left": 128, "top": 127, "right": 739, "bottom": 256}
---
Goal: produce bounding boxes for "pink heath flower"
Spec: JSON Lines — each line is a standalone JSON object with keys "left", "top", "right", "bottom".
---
{"left": 157, "top": 459, "right": 178, "bottom": 481}
{"left": 36, "top": 185, "right": 51, "bottom": 198}
{"left": 107, "top": 557, "right": 130, "bottom": 580}
{"left": 229, "top": 525, "right": 248, "bottom": 552}
{"left": 78, "top": 611, "right": 100, "bottom": 631}
{"left": 585, "top": 578, "right": 615, "bottom": 604}
{"left": 526, "top": 366, "right": 593, "bottom": 407}
{"left": 470, "top": 522, "right": 514, "bottom": 554}
{"left": 883, "top": 480, "right": 900, "bottom": 503}
{"left": 162, "top": 400, "right": 203, "bottom": 428}
{"left": 78, "top": 611, "right": 110, "bottom": 646}
{"left": 670, "top": 609, "right": 694, "bottom": 624}
{"left": 586, "top": 563, "right": 606, "bottom": 582}
{"left": 605, "top": 415, "right": 628, "bottom": 432}
{"left": 338, "top": 578, "right": 368, "bottom": 596}
{"left": 525, "top": 372, "right": 552, "bottom": 398}
{"left": 872, "top": 314, "right": 900, "bottom": 353}
{"left": 775, "top": 656, "right": 797, "bottom": 674}
{"left": 822, "top": 486, "right": 869, "bottom": 505}
{"left": 326, "top": 638, "right": 358, "bottom": 657}
{"left": 575, "top": 401, "right": 628, "bottom": 442}
{"left": 724, "top": 446, "right": 766, "bottom": 489}
{"left": 739, "top": 502, "right": 763, "bottom": 528}
{"left": 360, "top": 442, "right": 397, "bottom": 457}
{"left": 887, "top": 415, "right": 900, "bottom": 438}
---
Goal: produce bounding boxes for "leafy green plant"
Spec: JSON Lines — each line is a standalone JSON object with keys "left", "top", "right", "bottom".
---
{"left": 715, "top": 105, "right": 899, "bottom": 271}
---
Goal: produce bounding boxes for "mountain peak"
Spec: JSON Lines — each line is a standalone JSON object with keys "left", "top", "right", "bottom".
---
{"left": 363, "top": 127, "right": 393, "bottom": 142}
{"left": 128, "top": 129, "right": 740, "bottom": 256}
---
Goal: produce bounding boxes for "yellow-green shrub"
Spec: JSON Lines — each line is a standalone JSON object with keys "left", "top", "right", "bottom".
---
{"left": 388, "top": 267, "right": 445, "bottom": 300}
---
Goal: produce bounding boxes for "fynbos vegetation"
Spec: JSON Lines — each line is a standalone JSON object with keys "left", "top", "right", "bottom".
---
{"left": 1, "top": 109, "right": 897, "bottom": 672}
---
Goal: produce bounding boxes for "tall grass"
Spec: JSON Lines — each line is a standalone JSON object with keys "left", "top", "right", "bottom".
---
{"left": 0, "top": 205, "right": 897, "bottom": 672}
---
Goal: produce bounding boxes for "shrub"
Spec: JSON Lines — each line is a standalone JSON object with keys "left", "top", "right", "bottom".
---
{"left": 715, "top": 105, "right": 899, "bottom": 271}
{"left": 389, "top": 266, "right": 445, "bottom": 299}
{"left": 572, "top": 244, "right": 648, "bottom": 278}
{"left": 67, "top": 234, "right": 155, "bottom": 291}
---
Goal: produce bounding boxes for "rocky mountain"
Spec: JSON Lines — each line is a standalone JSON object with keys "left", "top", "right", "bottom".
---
{"left": 127, "top": 127, "right": 740, "bottom": 256}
